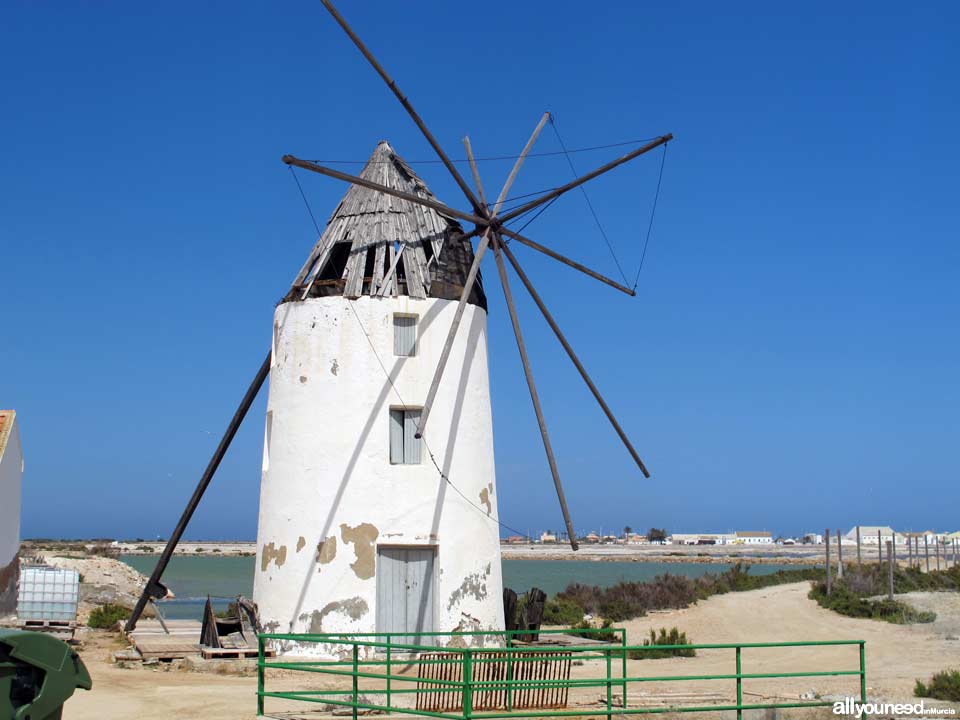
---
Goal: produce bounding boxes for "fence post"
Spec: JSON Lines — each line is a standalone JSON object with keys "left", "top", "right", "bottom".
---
{"left": 464, "top": 649, "right": 473, "bottom": 720}
{"left": 916, "top": 536, "right": 921, "bottom": 569}
{"left": 352, "top": 644, "right": 359, "bottom": 720}
{"left": 908, "top": 534, "right": 913, "bottom": 568}
{"left": 886, "top": 541, "right": 894, "bottom": 601}
{"left": 837, "top": 528, "right": 844, "bottom": 579}
{"left": 386, "top": 634, "right": 392, "bottom": 713}
{"left": 856, "top": 526, "right": 861, "bottom": 567}
{"left": 877, "top": 530, "right": 881, "bottom": 564}
{"left": 506, "top": 647, "right": 514, "bottom": 712}
{"left": 892, "top": 533, "right": 896, "bottom": 568}
{"left": 257, "top": 634, "right": 265, "bottom": 716}
{"left": 859, "top": 641, "right": 867, "bottom": 716}
{"left": 621, "top": 630, "right": 628, "bottom": 708}
{"left": 825, "top": 529, "right": 832, "bottom": 596}
{"left": 605, "top": 649, "right": 612, "bottom": 717}
{"left": 936, "top": 538, "right": 941, "bottom": 571}
{"left": 925, "top": 536, "right": 930, "bottom": 572}
{"left": 736, "top": 645, "right": 743, "bottom": 720}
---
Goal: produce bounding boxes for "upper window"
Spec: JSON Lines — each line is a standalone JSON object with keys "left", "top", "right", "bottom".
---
{"left": 393, "top": 314, "right": 417, "bottom": 357}
{"left": 389, "top": 407, "right": 422, "bottom": 465}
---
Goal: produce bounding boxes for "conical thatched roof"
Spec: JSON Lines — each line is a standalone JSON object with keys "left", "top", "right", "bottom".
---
{"left": 287, "top": 141, "right": 485, "bottom": 308}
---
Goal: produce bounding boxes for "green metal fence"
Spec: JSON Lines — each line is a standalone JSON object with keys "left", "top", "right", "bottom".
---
{"left": 257, "top": 629, "right": 866, "bottom": 719}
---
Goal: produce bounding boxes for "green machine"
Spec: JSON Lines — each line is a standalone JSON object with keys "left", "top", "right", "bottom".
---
{"left": 0, "top": 629, "right": 91, "bottom": 720}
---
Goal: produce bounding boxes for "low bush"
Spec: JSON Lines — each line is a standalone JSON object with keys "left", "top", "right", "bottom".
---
{"left": 552, "top": 564, "right": 824, "bottom": 622}
{"left": 567, "top": 619, "right": 617, "bottom": 642}
{"left": 915, "top": 669, "right": 960, "bottom": 701}
{"left": 542, "top": 597, "right": 585, "bottom": 625}
{"left": 88, "top": 603, "right": 130, "bottom": 629}
{"left": 628, "top": 627, "right": 696, "bottom": 659}
{"left": 809, "top": 582, "right": 935, "bottom": 624}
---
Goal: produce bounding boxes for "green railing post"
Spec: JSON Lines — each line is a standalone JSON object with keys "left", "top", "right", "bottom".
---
{"left": 352, "top": 643, "right": 359, "bottom": 720}
{"left": 257, "top": 634, "right": 265, "bottom": 716}
{"left": 463, "top": 649, "right": 473, "bottom": 720}
{"left": 605, "top": 649, "right": 612, "bottom": 716}
{"left": 386, "top": 633, "right": 392, "bottom": 714}
{"left": 735, "top": 645, "right": 742, "bottom": 720}
{"left": 506, "top": 648, "right": 514, "bottom": 711}
{"left": 621, "top": 630, "right": 628, "bottom": 708}
{"left": 859, "top": 641, "right": 867, "bottom": 718}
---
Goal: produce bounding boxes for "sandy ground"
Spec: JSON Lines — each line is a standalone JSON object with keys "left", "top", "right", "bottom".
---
{"left": 64, "top": 582, "right": 960, "bottom": 719}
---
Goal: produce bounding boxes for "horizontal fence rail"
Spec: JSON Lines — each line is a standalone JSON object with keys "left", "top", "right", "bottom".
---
{"left": 257, "top": 629, "right": 866, "bottom": 720}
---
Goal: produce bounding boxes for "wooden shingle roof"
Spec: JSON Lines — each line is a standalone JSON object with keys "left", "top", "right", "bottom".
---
{"left": 288, "top": 141, "right": 486, "bottom": 308}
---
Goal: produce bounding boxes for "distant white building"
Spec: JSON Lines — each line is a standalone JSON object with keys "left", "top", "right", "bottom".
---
{"left": 734, "top": 531, "right": 773, "bottom": 545}
{"left": 845, "top": 526, "right": 895, "bottom": 545}
{"left": 539, "top": 531, "right": 558, "bottom": 544}
{"left": 0, "top": 410, "right": 23, "bottom": 615}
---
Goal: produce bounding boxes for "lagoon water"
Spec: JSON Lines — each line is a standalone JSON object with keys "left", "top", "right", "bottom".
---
{"left": 122, "top": 555, "right": 798, "bottom": 620}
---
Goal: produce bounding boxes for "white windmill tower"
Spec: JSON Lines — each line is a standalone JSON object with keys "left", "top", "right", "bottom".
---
{"left": 125, "top": 0, "right": 669, "bottom": 645}
{"left": 253, "top": 141, "right": 505, "bottom": 640}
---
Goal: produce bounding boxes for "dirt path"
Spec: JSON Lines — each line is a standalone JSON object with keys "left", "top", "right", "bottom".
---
{"left": 66, "top": 583, "right": 959, "bottom": 719}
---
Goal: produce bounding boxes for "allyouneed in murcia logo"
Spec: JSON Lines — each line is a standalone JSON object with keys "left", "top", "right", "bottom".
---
{"left": 833, "top": 698, "right": 956, "bottom": 716}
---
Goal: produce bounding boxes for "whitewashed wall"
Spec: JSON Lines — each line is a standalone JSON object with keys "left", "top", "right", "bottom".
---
{"left": 0, "top": 414, "right": 23, "bottom": 615}
{"left": 254, "top": 296, "right": 504, "bottom": 651}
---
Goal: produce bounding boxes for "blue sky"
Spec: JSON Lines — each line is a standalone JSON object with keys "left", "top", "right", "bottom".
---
{"left": 2, "top": 1, "right": 957, "bottom": 541}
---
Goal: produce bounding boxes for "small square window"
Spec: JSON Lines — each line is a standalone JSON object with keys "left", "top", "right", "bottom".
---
{"left": 389, "top": 408, "right": 422, "bottom": 464}
{"left": 393, "top": 314, "right": 417, "bottom": 357}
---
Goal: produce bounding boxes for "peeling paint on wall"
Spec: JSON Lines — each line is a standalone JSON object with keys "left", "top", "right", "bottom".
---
{"left": 330, "top": 359, "right": 339, "bottom": 375}
{"left": 316, "top": 536, "right": 337, "bottom": 568}
{"left": 299, "top": 375, "right": 308, "bottom": 384}
{"left": 261, "top": 542, "right": 287, "bottom": 572}
{"left": 299, "top": 596, "right": 369, "bottom": 633}
{"left": 446, "top": 563, "right": 491, "bottom": 611}
{"left": 478, "top": 488, "right": 491, "bottom": 515}
{"left": 340, "top": 522, "right": 378, "bottom": 579}
{"left": 296, "top": 536, "right": 306, "bottom": 553}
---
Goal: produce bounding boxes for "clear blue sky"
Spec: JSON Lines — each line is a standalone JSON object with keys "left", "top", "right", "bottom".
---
{"left": 2, "top": 2, "right": 957, "bottom": 541}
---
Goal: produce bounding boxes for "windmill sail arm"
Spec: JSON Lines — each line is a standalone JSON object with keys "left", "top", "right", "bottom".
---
{"left": 282, "top": 155, "right": 487, "bottom": 228}
{"left": 497, "top": 227, "right": 636, "bottom": 296}
{"left": 497, "top": 134, "right": 672, "bottom": 225}
{"left": 318, "top": 0, "right": 485, "bottom": 217}
{"left": 500, "top": 241, "right": 651, "bottom": 477}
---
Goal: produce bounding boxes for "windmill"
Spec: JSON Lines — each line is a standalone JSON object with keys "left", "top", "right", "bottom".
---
{"left": 126, "top": 0, "right": 671, "bottom": 637}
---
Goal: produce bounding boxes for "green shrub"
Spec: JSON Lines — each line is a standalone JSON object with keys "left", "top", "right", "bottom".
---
{"left": 915, "top": 669, "right": 960, "bottom": 701}
{"left": 567, "top": 619, "right": 617, "bottom": 642}
{"left": 88, "top": 604, "right": 130, "bottom": 629}
{"left": 629, "top": 627, "right": 696, "bottom": 659}
{"left": 552, "top": 564, "right": 824, "bottom": 622}
{"left": 136, "top": 545, "right": 153, "bottom": 553}
{"left": 542, "top": 597, "right": 585, "bottom": 625}
{"left": 809, "top": 582, "right": 936, "bottom": 624}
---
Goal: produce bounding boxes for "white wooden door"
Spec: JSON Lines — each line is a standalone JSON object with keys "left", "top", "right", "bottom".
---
{"left": 376, "top": 547, "right": 436, "bottom": 645}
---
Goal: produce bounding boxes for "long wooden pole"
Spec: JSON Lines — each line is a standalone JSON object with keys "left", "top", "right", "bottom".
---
{"left": 125, "top": 350, "right": 272, "bottom": 631}
{"left": 886, "top": 541, "right": 894, "bottom": 600}
{"left": 492, "top": 237, "right": 578, "bottom": 550}
{"left": 497, "top": 135, "right": 673, "bottom": 224}
{"left": 836, "top": 528, "right": 843, "bottom": 579}
{"left": 415, "top": 116, "right": 550, "bottom": 440}
{"left": 825, "top": 529, "right": 832, "bottom": 596}
{"left": 282, "top": 155, "right": 486, "bottom": 227}
{"left": 500, "top": 242, "right": 650, "bottom": 477}
{"left": 318, "top": 0, "right": 485, "bottom": 216}
{"left": 497, "top": 226, "right": 636, "bottom": 296}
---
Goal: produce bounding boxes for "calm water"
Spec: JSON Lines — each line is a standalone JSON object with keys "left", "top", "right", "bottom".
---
{"left": 122, "top": 555, "right": 799, "bottom": 620}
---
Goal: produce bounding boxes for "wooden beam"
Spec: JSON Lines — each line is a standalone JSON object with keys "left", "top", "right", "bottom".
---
{"left": 318, "top": 0, "right": 485, "bottom": 217}
{"left": 497, "top": 134, "right": 672, "bottom": 225}
{"left": 492, "top": 238, "right": 579, "bottom": 551}
{"left": 282, "top": 155, "right": 488, "bottom": 228}
{"left": 497, "top": 226, "right": 636, "bottom": 296}
{"left": 464, "top": 136, "right": 489, "bottom": 210}
{"left": 126, "top": 350, "right": 272, "bottom": 631}
{"left": 414, "top": 116, "right": 551, "bottom": 440}
{"left": 499, "top": 241, "right": 650, "bottom": 477}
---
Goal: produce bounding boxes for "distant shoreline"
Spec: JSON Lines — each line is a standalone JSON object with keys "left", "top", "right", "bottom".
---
{"left": 24, "top": 540, "right": 826, "bottom": 566}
